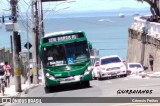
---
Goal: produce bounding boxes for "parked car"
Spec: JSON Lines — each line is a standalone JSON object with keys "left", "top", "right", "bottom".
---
{"left": 127, "top": 63, "right": 144, "bottom": 75}
{"left": 97, "top": 55, "right": 127, "bottom": 80}
{"left": 92, "top": 61, "right": 99, "bottom": 80}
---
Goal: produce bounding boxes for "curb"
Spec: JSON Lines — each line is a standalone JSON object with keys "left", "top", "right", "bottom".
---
{"left": 140, "top": 72, "right": 160, "bottom": 78}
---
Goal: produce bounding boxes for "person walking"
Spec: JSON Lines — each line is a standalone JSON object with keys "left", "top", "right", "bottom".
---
{"left": 29, "top": 64, "right": 33, "bottom": 84}
{"left": 149, "top": 54, "right": 154, "bottom": 71}
{"left": 3, "top": 62, "right": 11, "bottom": 87}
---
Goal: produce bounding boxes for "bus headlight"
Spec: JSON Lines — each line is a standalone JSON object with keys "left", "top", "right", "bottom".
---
{"left": 46, "top": 73, "right": 50, "bottom": 77}
{"left": 46, "top": 73, "right": 55, "bottom": 80}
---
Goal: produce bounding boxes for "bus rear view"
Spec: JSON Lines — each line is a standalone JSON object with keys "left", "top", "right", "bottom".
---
{"left": 39, "top": 31, "right": 93, "bottom": 90}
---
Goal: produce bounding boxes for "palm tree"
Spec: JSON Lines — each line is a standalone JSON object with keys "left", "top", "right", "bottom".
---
{"left": 137, "top": 0, "right": 160, "bottom": 18}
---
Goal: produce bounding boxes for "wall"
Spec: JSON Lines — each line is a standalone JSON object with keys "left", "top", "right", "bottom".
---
{"left": 127, "top": 28, "right": 160, "bottom": 72}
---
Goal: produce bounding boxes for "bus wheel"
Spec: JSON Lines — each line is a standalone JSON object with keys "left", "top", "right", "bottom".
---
{"left": 82, "top": 81, "right": 90, "bottom": 87}
{"left": 45, "top": 86, "right": 51, "bottom": 93}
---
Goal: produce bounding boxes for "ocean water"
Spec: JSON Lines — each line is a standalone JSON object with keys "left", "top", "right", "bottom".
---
{"left": 0, "top": 10, "right": 149, "bottom": 60}
{"left": 43, "top": 15, "right": 134, "bottom": 59}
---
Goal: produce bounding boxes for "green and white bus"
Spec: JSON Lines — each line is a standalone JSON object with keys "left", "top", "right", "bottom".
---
{"left": 39, "top": 31, "right": 93, "bottom": 89}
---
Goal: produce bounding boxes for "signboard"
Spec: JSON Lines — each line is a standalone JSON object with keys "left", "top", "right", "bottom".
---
{"left": 24, "top": 42, "right": 32, "bottom": 49}
{"left": 5, "top": 22, "right": 14, "bottom": 32}
{"left": 43, "top": 33, "right": 84, "bottom": 43}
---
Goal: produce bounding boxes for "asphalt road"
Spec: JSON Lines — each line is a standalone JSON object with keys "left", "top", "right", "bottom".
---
{"left": 5, "top": 76, "right": 160, "bottom": 106}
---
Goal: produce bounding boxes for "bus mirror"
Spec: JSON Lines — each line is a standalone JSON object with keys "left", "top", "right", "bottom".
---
{"left": 38, "top": 46, "right": 42, "bottom": 59}
{"left": 88, "top": 42, "right": 92, "bottom": 49}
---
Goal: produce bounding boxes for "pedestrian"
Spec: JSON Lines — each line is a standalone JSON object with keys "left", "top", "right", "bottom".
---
{"left": 0, "top": 79, "right": 5, "bottom": 96}
{"left": 29, "top": 64, "right": 33, "bottom": 84}
{"left": 149, "top": 54, "right": 154, "bottom": 71}
{"left": 0, "top": 62, "right": 4, "bottom": 75}
{"left": 3, "top": 62, "right": 11, "bottom": 87}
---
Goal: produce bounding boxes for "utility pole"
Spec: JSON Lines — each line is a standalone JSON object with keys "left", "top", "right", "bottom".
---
{"left": 10, "top": 0, "right": 22, "bottom": 92}
{"left": 31, "top": 0, "right": 39, "bottom": 84}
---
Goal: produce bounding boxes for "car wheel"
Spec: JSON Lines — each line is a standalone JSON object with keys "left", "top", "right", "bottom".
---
{"left": 123, "top": 74, "right": 127, "bottom": 77}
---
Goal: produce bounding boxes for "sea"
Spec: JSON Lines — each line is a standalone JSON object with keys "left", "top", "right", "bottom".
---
{"left": 0, "top": 10, "right": 150, "bottom": 60}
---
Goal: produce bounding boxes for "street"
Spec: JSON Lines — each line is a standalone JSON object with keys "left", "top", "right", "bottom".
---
{"left": 26, "top": 76, "right": 160, "bottom": 97}
{"left": 6, "top": 76, "right": 160, "bottom": 106}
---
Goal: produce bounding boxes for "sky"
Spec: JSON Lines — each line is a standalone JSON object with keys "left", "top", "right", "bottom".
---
{"left": 44, "top": 0, "right": 150, "bottom": 12}
{"left": 0, "top": 0, "right": 150, "bottom": 14}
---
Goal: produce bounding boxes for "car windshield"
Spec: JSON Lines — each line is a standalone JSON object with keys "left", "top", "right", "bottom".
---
{"left": 129, "top": 64, "right": 141, "bottom": 68}
{"left": 42, "top": 41, "right": 90, "bottom": 66}
{"left": 101, "top": 57, "right": 121, "bottom": 65}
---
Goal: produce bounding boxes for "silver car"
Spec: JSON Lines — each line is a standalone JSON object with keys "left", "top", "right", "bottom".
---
{"left": 97, "top": 55, "right": 127, "bottom": 80}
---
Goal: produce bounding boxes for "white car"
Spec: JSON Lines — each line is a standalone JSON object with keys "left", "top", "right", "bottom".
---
{"left": 92, "top": 61, "right": 99, "bottom": 80}
{"left": 127, "top": 63, "right": 144, "bottom": 75}
{"left": 97, "top": 55, "right": 127, "bottom": 80}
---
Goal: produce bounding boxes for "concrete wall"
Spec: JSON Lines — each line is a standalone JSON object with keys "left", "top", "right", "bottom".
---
{"left": 127, "top": 28, "right": 160, "bottom": 72}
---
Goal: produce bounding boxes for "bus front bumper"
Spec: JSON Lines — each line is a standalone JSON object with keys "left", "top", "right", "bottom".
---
{"left": 45, "top": 71, "right": 92, "bottom": 87}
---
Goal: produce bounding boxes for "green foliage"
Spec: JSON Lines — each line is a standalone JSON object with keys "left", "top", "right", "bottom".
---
{"left": 136, "top": 0, "right": 160, "bottom": 18}
{"left": 137, "top": 0, "right": 143, "bottom": 3}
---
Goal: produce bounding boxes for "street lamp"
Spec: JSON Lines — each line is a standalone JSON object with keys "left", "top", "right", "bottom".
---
{"left": 40, "top": 0, "right": 76, "bottom": 36}
{"left": 38, "top": 0, "right": 75, "bottom": 83}
{"left": 39, "top": 6, "right": 70, "bottom": 26}
{"left": 50, "top": 0, "right": 76, "bottom": 10}
{"left": 24, "top": 1, "right": 33, "bottom": 85}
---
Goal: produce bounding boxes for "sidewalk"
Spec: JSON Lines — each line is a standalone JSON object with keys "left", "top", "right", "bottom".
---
{"left": 128, "top": 71, "right": 160, "bottom": 79}
{"left": 0, "top": 83, "right": 39, "bottom": 97}
{"left": 0, "top": 72, "right": 44, "bottom": 97}
{"left": 140, "top": 71, "right": 160, "bottom": 78}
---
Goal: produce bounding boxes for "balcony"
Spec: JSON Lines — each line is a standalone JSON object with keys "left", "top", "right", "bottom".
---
{"left": 130, "top": 16, "right": 160, "bottom": 39}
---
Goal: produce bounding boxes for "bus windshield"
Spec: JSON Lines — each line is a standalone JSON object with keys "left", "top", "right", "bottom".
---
{"left": 42, "top": 41, "right": 90, "bottom": 66}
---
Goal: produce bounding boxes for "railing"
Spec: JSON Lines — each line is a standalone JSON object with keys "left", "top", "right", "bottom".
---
{"left": 130, "top": 16, "right": 160, "bottom": 39}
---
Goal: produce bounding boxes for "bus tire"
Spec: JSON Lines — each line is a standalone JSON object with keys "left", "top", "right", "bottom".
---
{"left": 82, "top": 81, "right": 90, "bottom": 87}
{"left": 45, "top": 86, "right": 51, "bottom": 93}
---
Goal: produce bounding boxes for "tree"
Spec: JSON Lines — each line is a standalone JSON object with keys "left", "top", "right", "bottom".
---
{"left": 137, "top": 0, "right": 160, "bottom": 18}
